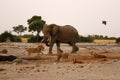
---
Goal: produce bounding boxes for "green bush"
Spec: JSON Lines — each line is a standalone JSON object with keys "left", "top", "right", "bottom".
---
{"left": 14, "top": 36, "right": 22, "bottom": 42}
{"left": 0, "top": 31, "right": 21, "bottom": 42}
{"left": 28, "top": 36, "right": 43, "bottom": 43}
{"left": 21, "top": 34, "right": 34, "bottom": 38}
{"left": 116, "top": 37, "right": 120, "bottom": 43}
{"left": 78, "top": 35, "right": 93, "bottom": 43}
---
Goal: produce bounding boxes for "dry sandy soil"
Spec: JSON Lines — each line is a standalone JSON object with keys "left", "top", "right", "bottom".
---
{"left": 0, "top": 42, "right": 120, "bottom": 80}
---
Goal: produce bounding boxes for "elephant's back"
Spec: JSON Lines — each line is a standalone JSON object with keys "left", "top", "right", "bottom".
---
{"left": 57, "top": 25, "right": 78, "bottom": 42}
{"left": 61, "top": 25, "right": 78, "bottom": 35}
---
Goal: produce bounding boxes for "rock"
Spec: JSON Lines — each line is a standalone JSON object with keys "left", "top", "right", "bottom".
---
{"left": 0, "top": 55, "right": 17, "bottom": 61}
{"left": 0, "top": 68, "right": 6, "bottom": 71}
{"left": 13, "top": 58, "right": 25, "bottom": 64}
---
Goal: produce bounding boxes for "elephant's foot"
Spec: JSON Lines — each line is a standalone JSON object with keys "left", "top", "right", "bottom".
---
{"left": 57, "top": 49, "right": 63, "bottom": 54}
{"left": 75, "top": 46, "right": 79, "bottom": 51}
{"left": 71, "top": 46, "right": 79, "bottom": 53}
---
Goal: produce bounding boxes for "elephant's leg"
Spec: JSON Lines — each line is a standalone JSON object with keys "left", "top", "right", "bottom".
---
{"left": 74, "top": 45, "right": 79, "bottom": 52}
{"left": 56, "top": 42, "right": 63, "bottom": 53}
{"left": 71, "top": 42, "right": 79, "bottom": 53}
{"left": 48, "top": 40, "right": 55, "bottom": 54}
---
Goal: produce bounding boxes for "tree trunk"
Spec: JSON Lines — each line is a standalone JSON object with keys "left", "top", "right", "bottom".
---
{"left": 36, "top": 31, "right": 40, "bottom": 42}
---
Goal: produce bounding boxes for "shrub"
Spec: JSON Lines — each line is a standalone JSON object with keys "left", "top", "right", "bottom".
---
{"left": 14, "top": 36, "right": 21, "bottom": 42}
{"left": 21, "top": 34, "right": 33, "bottom": 38}
{"left": 116, "top": 37, "right": 120, "bottom": 43}
{"left": 78, "top": 35, "right": 93, "bottom": 43}
{"left": 0, "top": 31, "right": 21, "bottom": 42}
{"left": 28, "top": 36, "right": 43, "bottom": 43}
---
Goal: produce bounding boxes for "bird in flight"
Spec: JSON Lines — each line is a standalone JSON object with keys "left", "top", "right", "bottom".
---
{"left": 102, "top": 20, "right": 107, "bottom": 25}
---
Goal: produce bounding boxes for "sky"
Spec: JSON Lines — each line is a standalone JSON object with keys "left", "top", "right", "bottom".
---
{"left": 0, "top": 0, "right": 120, "bottom": 37}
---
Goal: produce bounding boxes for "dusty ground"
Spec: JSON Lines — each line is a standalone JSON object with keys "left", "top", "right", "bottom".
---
{"left": 0, "top": 43, "right": 120, "bottom": 80}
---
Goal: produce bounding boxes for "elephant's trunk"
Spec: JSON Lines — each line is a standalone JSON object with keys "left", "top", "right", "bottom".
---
{"left": 45, "top": 41, "right": 50, "bottom": 46}
{"left": 41, "top": 37, "right": 50, "bottom": 46}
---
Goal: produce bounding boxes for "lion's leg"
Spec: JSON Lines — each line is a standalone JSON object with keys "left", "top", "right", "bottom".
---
{"left": 37, "top": 52, "right": 40, "bottom": 55}
{"left": 28, "top": 52, "right": 31, "bottom": 56}
{"left": 40, "top": 51, "right": 44, "bottom": 54}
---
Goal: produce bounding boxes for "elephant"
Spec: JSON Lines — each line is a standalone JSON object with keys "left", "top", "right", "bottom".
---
{"left": 41, "top": 24, "right": 79, "bottom": 54}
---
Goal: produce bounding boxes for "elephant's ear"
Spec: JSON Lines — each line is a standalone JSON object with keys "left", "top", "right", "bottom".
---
{"left": 49, "top": 24, "right": 59, "bottom": 36}
{"left": 42, "top": 24, "right": 47, "bottom": 33}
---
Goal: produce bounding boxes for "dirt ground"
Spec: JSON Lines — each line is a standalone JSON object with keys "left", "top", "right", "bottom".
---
{"left": 0, "top": 43, "right": 120, "bottom": 80}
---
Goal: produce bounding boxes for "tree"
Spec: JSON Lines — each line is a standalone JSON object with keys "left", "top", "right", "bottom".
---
{"left": 27, "top": 15, "right": 46, "bottom": 42}
{"left": 116, "top": 37, "right": 120, "bottom": 43}
{"left": 13, "top": 25, "right": 27, "bottom": 36}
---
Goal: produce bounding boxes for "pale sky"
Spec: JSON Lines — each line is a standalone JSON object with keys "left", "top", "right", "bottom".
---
{"left": 0, "top": 0, "right": 120, "bottom": 37}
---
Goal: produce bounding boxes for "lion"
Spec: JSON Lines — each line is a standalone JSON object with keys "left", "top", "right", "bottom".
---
{"left": 0, "top": 49, "right": 8, "bottom": 54}
{"left": 72, "top": 58, "right": 83, "bottom": 64}
{"left": 90, "top": 51, "right": 107, "bottom": 58}
{"left": 57, "top": 53, "right": 69, "bottom": 61}
{"left": 26, "top": 45, "right": 44, "bottom": 56}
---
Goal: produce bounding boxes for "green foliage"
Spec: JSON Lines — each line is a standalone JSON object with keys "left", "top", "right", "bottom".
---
{"left": 13, "top": 36, "right": 22, "bottom": 42}
{"left": 27, "top": 16, "right": 42, "bottom": 25}
{"left": 0, "top": 31, "right": 14, "bottom": 42}
{"left": 28, "top": 35, "right": 43, "bottom": 43}
{"left": 78, "top": 35, "right": 93, "bottom": 43}
{"left": 116, "top": 37, "right": 120, "bottom": 43}
{"left": 91, "top": 35, "right": 116, "bottom": 40}
{"left": 77, "top": 34, "right": 117, "bottom": 43}
{"left": 27, "top": 15, "right": 46, "bottom": 33}
{"left": 0, "top": 31, "right": 21, "bottom": 42}
{"left": 27, "top": 15, "right": 46, "bottom": 42}
{"left": 13, "top": 25, "right": 27, "bottom": 36}
{"left": 21, "top": 34, "right": 34, "bottom": 38}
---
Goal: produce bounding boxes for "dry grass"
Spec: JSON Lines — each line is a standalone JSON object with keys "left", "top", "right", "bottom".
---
{"left": 21, "top": 38, "right": 29, "bottom": 43}
{"left": 93, "top": 39, "right": 116, "bottom": 43}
